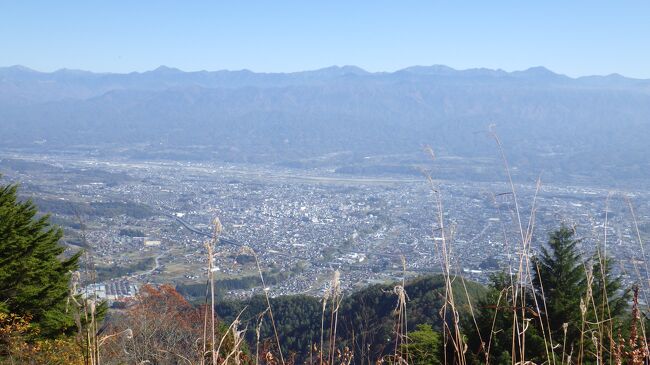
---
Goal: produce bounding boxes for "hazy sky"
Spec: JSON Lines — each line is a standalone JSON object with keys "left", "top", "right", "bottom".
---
{"left": 2, "top": 1, "right": 649, "bottom": 77}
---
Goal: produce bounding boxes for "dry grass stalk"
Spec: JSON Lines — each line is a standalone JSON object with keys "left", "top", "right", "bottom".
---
{"left": 256, "top": 308, "right": 270, "bottom": 365}
{"left": 561, "top": 323, "right": 569, "bottom": 365}
{"left": 459, "top": 275, "right": 488, "bottom": 363}
{"left": 329, "top": 270, "right": 343, "bottom": 365}
{"left": 65, "top": 217, "right": 105, "bottom": 365}
{"left": 392, "top": 256, "right": 409, "bottom": 363}
{"left": 424, "top": 146, "right": 466, "bottom": 365}
{"left": 241, "top": 245, "right": 285, "bottom": 365}
{"left": 320, "top": 286, "right": 330, "bottom": 365}
{"left": 203, "top": 216, "right": 222, "bottom": 365}
{"left": 626, "top": 194, "right": 650, "bottom": 356}
{"left": 487, "top": 128, "right": 558, "bottom": 365}
{"left": 392, "top": 284, "right": 408, "bottom": 362}
{"left": 215, "top": 307, "right": 247, "bottom": 363}
{"left": 488, "top": 127, "right": 530, "bottom": 365}
{"left": 222, "top": 318, "right": 247, "bottom": 365}
{"left": 626, "top": 197, "right": 650, "bottom": 295}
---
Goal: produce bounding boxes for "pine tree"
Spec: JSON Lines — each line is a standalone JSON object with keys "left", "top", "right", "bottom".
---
{"left": 0, "top": 180, "right": 80, "bottom": 337}
{"left": 588, "top": 248, "right": 628, "bottom": 322}
{"left": 583, "top": 247, "right": 629, "bottom": 360}
{"left": 532, "top": 225, "right": 586, "bottom": 347}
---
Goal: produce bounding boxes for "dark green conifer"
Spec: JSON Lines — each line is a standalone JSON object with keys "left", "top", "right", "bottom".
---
{"left": 588, "top": 247, "right": 628, "bottom": 321}
{"left": 533, "top": 225, "right": 585, "bottom": 344}
{"left": 0, "top": 179, "right": 80, "bottom": 337}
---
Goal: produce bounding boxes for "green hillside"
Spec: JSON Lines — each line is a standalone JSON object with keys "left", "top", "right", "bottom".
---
{"left": 216, "top": 274, "right": 487, "bottom": 362}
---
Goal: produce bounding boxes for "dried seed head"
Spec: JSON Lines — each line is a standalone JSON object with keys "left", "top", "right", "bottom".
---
{"left": 321, "top": 289, "right": 330, "bottom": 314}
{"left": 212, "top": 217, "right": 223, "bottom": 237}
{"left": 591, "top": 331, "right": 599, "bottom": 350}
{"left": 393, "top": 285, "right": 408, "bottom": 313}
{"left": 332, "top": 270, "right": 341, "bottom": 297}
{"left": 585, "top": 266, "right": 594, "bottom": 299}
{"left": 71, "top": 271, "right": 81, "bottom": 283}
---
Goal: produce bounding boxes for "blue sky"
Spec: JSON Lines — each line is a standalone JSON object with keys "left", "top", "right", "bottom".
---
{"left": 1, "top": 1, "right": 649, "bottom": 77}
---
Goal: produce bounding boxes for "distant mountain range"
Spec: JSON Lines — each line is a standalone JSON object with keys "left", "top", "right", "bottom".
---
{"left": 1, "top": 65, "right": 649, "bottom": 185}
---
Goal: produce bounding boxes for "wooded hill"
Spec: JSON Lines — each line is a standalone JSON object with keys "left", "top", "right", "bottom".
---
{"left": 216, "top": 275, "right": 486, "bottom": 362}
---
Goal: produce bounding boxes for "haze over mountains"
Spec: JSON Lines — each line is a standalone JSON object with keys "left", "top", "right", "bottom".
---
{"left": 1, "top": 65, "right": 649, "bottom": 185}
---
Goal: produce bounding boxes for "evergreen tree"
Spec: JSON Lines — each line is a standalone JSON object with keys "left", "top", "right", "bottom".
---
{"left": 532, "top": 226, "right": 630, "bottom": 362}
{"left": 0, "top": 180, "right": 80, "bottom": 337}
{"left": 588, "top": 248, "right": 628, "bottom": 322}
{"left": 582, "top": 247, "right": 630, "bottom": 359}
{"left": 532, "top": 225, "right": 585, "bottom": 347}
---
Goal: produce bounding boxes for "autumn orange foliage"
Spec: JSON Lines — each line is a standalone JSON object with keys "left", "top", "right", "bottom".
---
{"left": 0, "top": 312, "right": 84, "bottom": 364}
{"left": 101, "top": 284, "right": 250, "bottom": 365}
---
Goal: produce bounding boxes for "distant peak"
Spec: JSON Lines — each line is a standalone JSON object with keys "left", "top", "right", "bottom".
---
{"left": 398, "top": 65, "right": 510, "bottom": 78}
{"left": 1, "top": 65, "right": 38, "bottom": 73}
{"left": 513, "top": 66, "right": 564, "bottom": 78}
{"left": 400, "top": 65, "right": 456, "bottom": 74}
{"left": 53, "top": 68, "right": 94, "bottom": 75}
{"left": 338, "top": 65, "right": 368, "bottom": 73}
{"left": 11, "top": 65, "right": 37, "bottom": 71}
{"left": 526, "top": 66, "right": 554, "bottom": 73}
{"left": 603, "top": 73, "right": 626, "bottom": 79}
{"left": 150, "top": 65, "right": 183, "bottom": 73}
{"left": 309, "top": 65, "right": 369, "bottom": 76}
